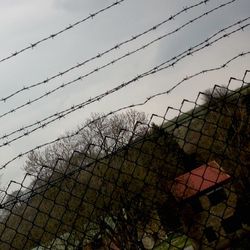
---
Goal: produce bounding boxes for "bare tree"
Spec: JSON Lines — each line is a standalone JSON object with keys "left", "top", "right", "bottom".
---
{"left": 24, "top": 109, "right": 148, "bottom": 180}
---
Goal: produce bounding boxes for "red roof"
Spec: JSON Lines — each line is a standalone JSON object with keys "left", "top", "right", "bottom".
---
{"left": 170, "top": 161, "right": 231, "bottom": 201}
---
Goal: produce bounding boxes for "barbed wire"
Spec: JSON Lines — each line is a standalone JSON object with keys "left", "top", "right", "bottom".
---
{"left": 1, "top": 50, "right": 249, "bottom": 170}
{"left": 0, "top": 0, "right": 125, "bottom": 65}
{"left": 0, "top": 0, "right": 219, "bottom": 103}
{"left": 1, "top": 67, "right": 249, "bottom": 209}
{"left": 1, "top": 18, "right": 248, "bottom": 138}
{"left": 0, "top": 0, "right": 237, "bottom": 121}
{"left": 145, "top": 52, "right": 250, "bottom": 104}
{"left": 0, "top": 17, "right": 249, "bottom": 148}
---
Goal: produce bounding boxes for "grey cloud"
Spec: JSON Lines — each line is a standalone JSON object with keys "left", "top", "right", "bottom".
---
{"left": 52, "top": 0, "right": 109, "bottom": 12}
{"left": 155, "top": 0, "right": 250, "bottom": 64}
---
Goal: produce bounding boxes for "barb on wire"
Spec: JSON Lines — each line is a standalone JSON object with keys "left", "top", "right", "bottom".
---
{"left": 0, "top": 16, "right": 249, "bottom": 148}
{"left": 0, "top": 0, "right": 217, "bottom": 103}
{"left": 0, "top": 0, "right": 238, "bottom": 121}
{"left": 0, "top": 0, "right": 125, "bottom": 65}
{"left": 1, "top": 50, "right": 249, "bottom": 170}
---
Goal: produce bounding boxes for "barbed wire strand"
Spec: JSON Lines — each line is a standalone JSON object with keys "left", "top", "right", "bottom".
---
{"left": 1, "top": 50, "right": 249, "bottom": 170}
{"left": 0, "top": 0, "right": 218, "bottom": 103}
{"left": 0, "top": 0, "right": 125, "bottom": 65}
{"left": 0, "top": 17, "right": 249, "bottom": 146}
{"left": 0, "top": 0, "right": 239, "bottom": 122}
{"left": 1, "top": 67, "right": 249, "bottom": 208}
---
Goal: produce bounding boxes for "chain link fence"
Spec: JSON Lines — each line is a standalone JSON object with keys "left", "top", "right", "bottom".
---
{"left": 0, "top": 72, "right": 249, "bottom": 249}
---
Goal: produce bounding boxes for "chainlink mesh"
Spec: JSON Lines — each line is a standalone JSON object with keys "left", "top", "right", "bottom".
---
{"left": 0, "top": 74, "right": 249, "bottom": 249}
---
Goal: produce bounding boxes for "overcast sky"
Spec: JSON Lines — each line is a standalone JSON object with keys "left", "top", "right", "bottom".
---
{"left": 0, "top": 0, "right": 249, "bottom": 193}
